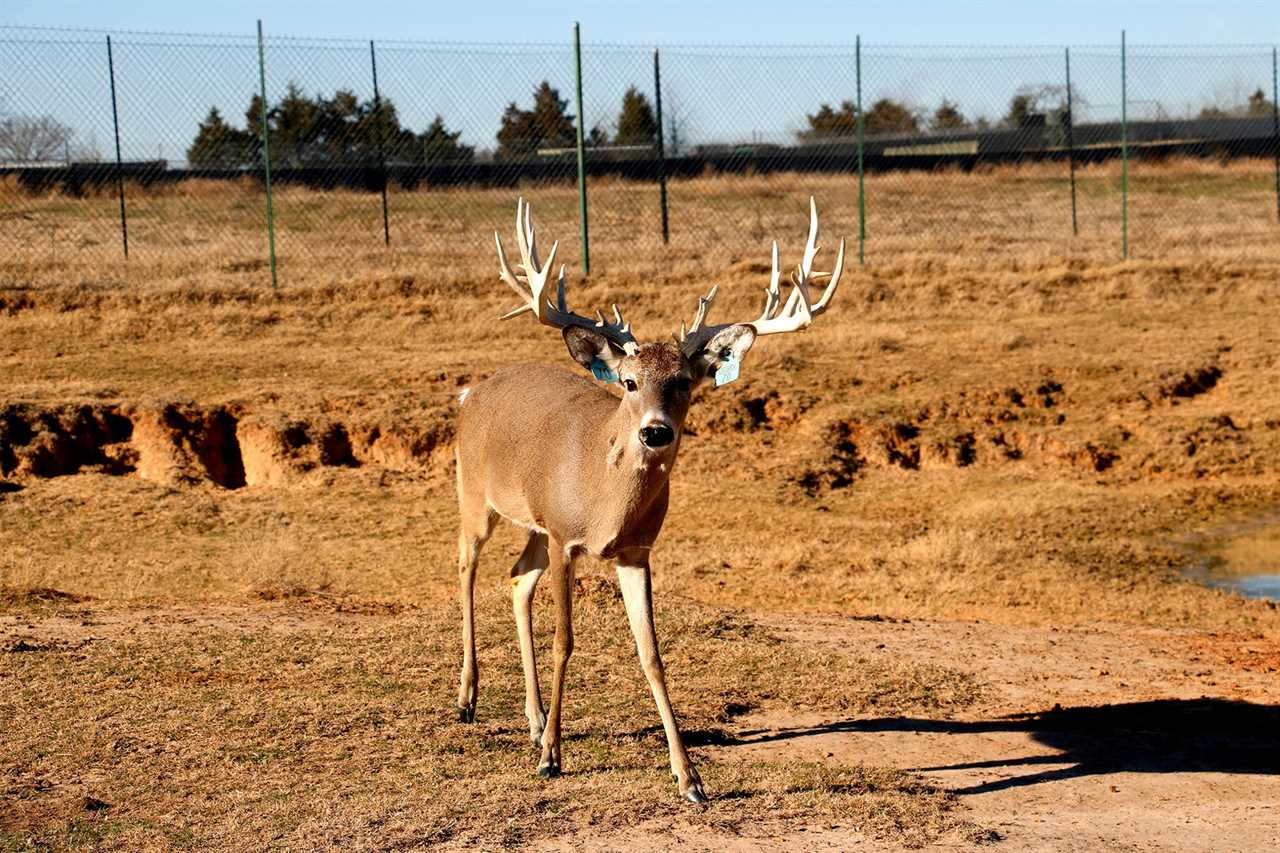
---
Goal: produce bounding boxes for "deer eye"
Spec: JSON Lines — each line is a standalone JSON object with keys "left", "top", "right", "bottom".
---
{"left": 623, "top": 378, "right": 638, "bottom": 393}
{"left": 672, "top": 377, "right": 691, "bottom": 394}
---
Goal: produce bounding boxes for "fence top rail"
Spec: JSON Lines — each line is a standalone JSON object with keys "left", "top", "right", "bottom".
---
{"left": 0, "top": 25, "right": 1276, "bottom": 53}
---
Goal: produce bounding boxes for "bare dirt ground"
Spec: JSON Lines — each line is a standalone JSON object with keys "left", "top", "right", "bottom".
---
{"left": 4, "top": 604, "right": 1277, "bottom": 852}
{"left": 720, "top": 617, "right": 1280, "bottom": 853}
{"left": 3, "top": 165, "right": 1280, "bottom": 850}
{"left": 532, "top": 614, "right": 1280, "bottom": 852}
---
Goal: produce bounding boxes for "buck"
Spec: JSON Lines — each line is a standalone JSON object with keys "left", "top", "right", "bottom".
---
{"left": 454, "top": 197, "right": 844, "bottom": 802}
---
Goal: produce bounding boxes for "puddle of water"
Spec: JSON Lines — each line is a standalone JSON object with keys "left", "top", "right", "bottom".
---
{"left": 1216, "top": 574, "right": 1280, "bottom": 600}
{"left": 1183, "top": 518, "right": 1280, "bottom": 602}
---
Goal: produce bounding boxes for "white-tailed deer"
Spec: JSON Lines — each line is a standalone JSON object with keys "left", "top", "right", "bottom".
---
{"left": 454, "top": 197, "right": 844, "bottom": 802}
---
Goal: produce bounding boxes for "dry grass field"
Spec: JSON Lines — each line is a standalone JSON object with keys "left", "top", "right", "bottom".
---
{"left": 2, "top": 161, "right": 1280, "bottom": 851}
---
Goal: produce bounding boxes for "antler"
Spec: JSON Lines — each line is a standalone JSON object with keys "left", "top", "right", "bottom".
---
{"left": 495, "top": 198, "right": 639, "bottom": 354}
{"left": 678, "top": 196, "right": 845, "bottom": 355}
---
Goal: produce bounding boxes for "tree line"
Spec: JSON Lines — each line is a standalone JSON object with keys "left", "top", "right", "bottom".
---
{"left": 801, "top": 85, "right": 1278, "bottom": 140}
{"left": 187, "top": 81, "right": 658, "bottom": 168}
{"left": 187, "top": 84, "right": 474, "bottom": 169}
{"left": 182, "top": 79, "right": 1280, "bottom": 168}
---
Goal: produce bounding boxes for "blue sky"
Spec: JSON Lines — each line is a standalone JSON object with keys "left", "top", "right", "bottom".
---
{"left": 6, "top": 0, "right": 1279, "bottom": 47}
{"left": 3, "top": 2, "right": 1278, "bottom": 164}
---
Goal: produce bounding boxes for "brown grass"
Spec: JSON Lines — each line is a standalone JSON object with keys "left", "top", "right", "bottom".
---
{"left": 2, "top": 160, "right": 1280, "bottom": 848}
{"left": 1, "top": 156, "right": 1277, "bottom": 293}
{"left": 1, "top": 591, "right": 986, "bottom": 849}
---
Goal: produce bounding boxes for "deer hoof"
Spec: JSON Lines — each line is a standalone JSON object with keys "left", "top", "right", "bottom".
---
{"left": 683, "top": 782, "right": 708, "bottom": 804}
{"left": 457, "top": 705, "right": 475, "bottom": 724}
{"left": 537, "top": 761, "right": 561, "bottom": 779}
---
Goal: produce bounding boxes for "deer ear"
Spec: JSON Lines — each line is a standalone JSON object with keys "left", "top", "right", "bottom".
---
{"left": 563, "top": 326, "right": 626, "bottom": 379}
{"left": 689, "top": 324, "right": 756, "bottom": 389}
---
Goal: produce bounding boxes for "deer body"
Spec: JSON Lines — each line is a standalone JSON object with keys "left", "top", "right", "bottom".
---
{"left": 457, "top": 363, "right": 676, "bottom": 558}
{"left": 452, "top": 198, "right": 844, "bottom": 803}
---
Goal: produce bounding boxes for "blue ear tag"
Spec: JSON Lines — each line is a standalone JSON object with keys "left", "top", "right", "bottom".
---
{"left": 714, "top": 354, "right": 740, "bottom": 387}
{"left": 589, "top": 358, "right": 619, "bottom": 383}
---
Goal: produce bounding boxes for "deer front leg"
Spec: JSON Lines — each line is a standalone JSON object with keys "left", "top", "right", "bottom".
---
{"left": 615, "top": 552, "right": 707, "bottom": 803}
{"left": 455, "top": 511, "right": 495, "bottom": 723}
{"left": 538, "top": 537, "right": 575, "bottom": 778}
{"left": 511, "top": 531, "right": 549, "bottom": 747}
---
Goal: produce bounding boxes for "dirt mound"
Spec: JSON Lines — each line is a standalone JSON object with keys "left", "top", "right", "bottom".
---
{"left": 129, "top": 402, "right": 245, "bottom": 487}
{"left": 793, "top": 375, "right": 1124, "bottom": 494}
{"left": 1137, "top": 360, "right": 1224, "bottom": 407}
{"left": 0, "top": 404, "right": 134, "bottom": 479}
{"left": 688, "top": 385, "right": 813, "bottom": 434}
{"left": 0, "top": 399, "right": 455, "bottom": 490}
{"left": 917, "top": 378, "right": 1066, "bottom": 425}
{"left": 0, "top": 586, "right": 90, "bottom": 607}
{"left": 349, "top": 417, "right": 454, "bottom": 472}
{"left": 795, "top": 419, "right": 1109, "bottom": 495}
{"left": 237, "top": 415, "right": 355, "bottom": 486}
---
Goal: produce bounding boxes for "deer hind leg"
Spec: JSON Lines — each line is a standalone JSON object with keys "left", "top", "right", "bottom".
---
{"left": 456, "top": 509, "right": 495, "bottom": 723}
{"left": 511, "top": 530, "right": 549, "bottom": 747}
{"left": 616, "top": 553, "right": 707, "bottom": 803}
{"left": 537, "top": 537, "right": 575, "bottom": 778}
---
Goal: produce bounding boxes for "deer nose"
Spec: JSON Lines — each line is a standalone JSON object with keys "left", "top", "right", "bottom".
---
{"left": 639, "top": 423, "right": 675, "bottom": 449}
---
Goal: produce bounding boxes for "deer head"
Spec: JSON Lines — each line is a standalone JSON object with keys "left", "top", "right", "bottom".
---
{"left": 494, "top": 197, "right": 845, "bottom": 457}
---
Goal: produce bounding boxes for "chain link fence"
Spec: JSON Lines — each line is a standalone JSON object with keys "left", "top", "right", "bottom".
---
{"left": 2, "top": 26, "right": 1278, "bottom": 287}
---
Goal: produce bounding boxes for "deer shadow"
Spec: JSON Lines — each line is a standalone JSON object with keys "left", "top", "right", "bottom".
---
{"left": 691, "top": 698, "right": 1280, "bottom": 795}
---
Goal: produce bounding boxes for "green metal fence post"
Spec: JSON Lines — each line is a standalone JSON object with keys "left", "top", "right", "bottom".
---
{"left": 1065, "top": 46, "right": 1078, "bottom": 237}
{"left": 572, "top": 22, "right": 590, "bottom": 276}
{"left": 856, "top": 34, "right": 865, "bottom": 266}
{"left": 370, "top": 39, "right": 391, "bottom": 246}
{"left": 653, "top": 48, "right": 670, "bottom": 245}
{"left": 1272, "top": 45, "right": 1278, "bottom": 222}
{"left": 1121, "top": 30, "right": 1129, "bottom": 260}
{"left": 257, "top": 19, "right": 279, "bottom": 290}
{"left": 105, "top": 36, "right": 129, "bottom": 259}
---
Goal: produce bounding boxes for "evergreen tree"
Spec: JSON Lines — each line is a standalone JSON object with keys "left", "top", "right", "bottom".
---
{"left": 1005, "top": 93, "right": 1037, "bottom": 128}
{"left": 417, "top": 115, "right": 474, "bottom": 163}
{"left": 269, "top": 83, "right": 323, "bottom": 166}
{"left": 1247, "top": 88, "right": 1275, "bottom": 117}
{"left": 800, "top": 98, "right": 918, "bottom": 139}
{"left": 614, "top": 86, "right": 657, "bottom": 145}
{"left": 496, "top": 81, "right": 576, "bottom": 157}
{"left": 1002, "top": 86, "right": 1075, "bottom": 129}
{"left": 799, "top": 101, "right": 859, "bottom": 140}
{"left": 930, "top": 99, "right": 968, "bottom": 131}
{"left": 864, "top": 99, "right": 919, "bottom": 134}
{"left": 186, "top": 107, "right": 253, "bottom": 168}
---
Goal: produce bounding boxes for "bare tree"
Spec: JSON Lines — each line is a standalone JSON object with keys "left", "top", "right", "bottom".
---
{"left": 0, "top": 112, "right": 76, "bottom": 163}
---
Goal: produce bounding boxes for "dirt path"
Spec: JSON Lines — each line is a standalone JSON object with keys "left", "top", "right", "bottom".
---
{"left": 546, "top": 616, "right": 1280, "bottom": 852}
{"left": 4, "top": 605, "right": 1277, "bottom": 851}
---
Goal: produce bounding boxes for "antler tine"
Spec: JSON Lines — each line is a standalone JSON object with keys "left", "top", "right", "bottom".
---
{"left": 495, "top": 231, "right": 529, "bottom": 300}
{"left": 679, "top": 198, "right": 844, "bottom": 348}
{"left": 809, "top": 237, "right": 845, "bottom": 314}
{"left": 681, "top": 284, "right": 718, "bottom": 342}
{"left": 758, "top": 242, "right": 782, "bottom": 324}
{"left": 799, "top": 196, "right": 821, "bottom": 284}
{"left": 518, "top": 197, "right": 540, "bottom": 274}
{"left": 788, "top": 196, "right": 821, "bottom": 307}
{"left": 493, "top": 199, "right": 639, "bottom": 354}
{"left": 611, "top": 304, "right": 632, "bottom": 334}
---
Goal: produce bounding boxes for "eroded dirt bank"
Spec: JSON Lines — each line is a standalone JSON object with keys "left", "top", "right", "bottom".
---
{"left": 0, "top": 399, "right": 455, "bottom": 488}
